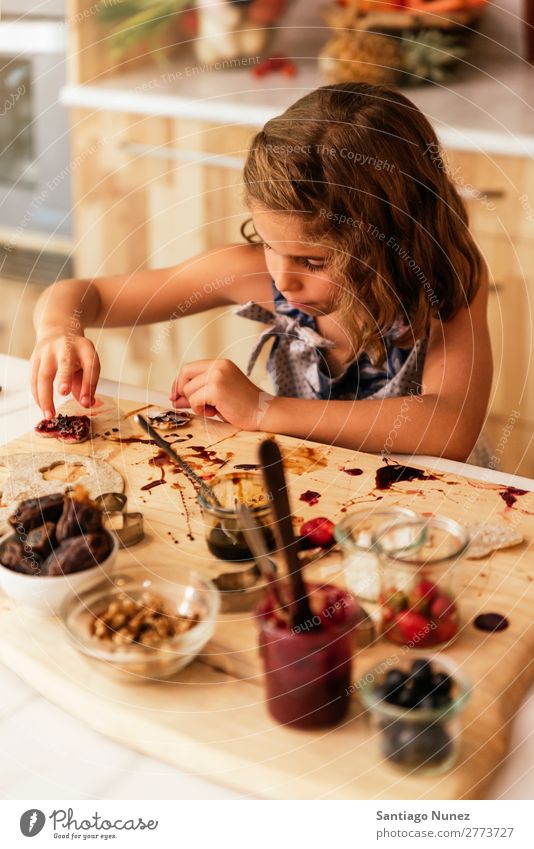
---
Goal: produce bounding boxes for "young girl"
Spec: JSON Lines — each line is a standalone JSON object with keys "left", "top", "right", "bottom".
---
{"left": 32, "top": 83, "right": 492, "bottom": 464}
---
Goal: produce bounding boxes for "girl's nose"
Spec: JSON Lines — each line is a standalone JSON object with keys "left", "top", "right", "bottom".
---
{"left": 274, "top": 264, "right": 303, "bottom": 294}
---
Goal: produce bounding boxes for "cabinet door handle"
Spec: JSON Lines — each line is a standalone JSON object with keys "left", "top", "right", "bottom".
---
{"left": 121, "top": 141, "right": 244, "bottom": 171}
{"left": 457, "top": 186, "right": 505, "bottom": 202}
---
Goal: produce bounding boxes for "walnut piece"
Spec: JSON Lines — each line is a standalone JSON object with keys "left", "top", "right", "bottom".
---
{"left": 89, "top": 591, "right": 199, "bottom": 649}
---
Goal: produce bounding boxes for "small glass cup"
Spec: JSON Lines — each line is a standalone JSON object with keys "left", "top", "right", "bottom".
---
{"left": 334, "top": 506, "right": 417, "bottom": 602}
{"left": 374, "top": 516, "right": 469, "bottom": 649}
{"left": 198, "top": 471, "right": 274, "bottom": 562}
{"left": 358, "top": 653, "right": 471, "bottom": 775}
{"left": 256, "top": 583, "right": 361, "bottom": 729}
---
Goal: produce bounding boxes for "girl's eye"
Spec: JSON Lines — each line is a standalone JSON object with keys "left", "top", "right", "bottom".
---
{"left": 301, "top": 258, "right": 325, "bottom": 272}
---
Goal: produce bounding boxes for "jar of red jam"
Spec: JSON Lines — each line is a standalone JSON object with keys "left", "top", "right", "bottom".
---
{"left": 373, "top": 516, "right": 468, "bottom": 649}
{"left": 256, "top": 583, "right": 361, "bottom": 729}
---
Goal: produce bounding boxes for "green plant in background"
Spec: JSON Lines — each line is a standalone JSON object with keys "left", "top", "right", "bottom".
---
{"left": 400, "top": 29, "right": 468, "bottom": 84}
{"left": 96, "top": 0, "right": 193, "bottom": 61}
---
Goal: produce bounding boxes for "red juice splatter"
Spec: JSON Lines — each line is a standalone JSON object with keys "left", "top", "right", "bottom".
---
{"left": 499, "top": 487, "right": 528, "bottom": 508}
{"left": 299, "top": 490, "right": 321, "bottom": 506}
{"left": 342, "top": 467, "right": 363, "bottom": 476}
{"left": 375, "top": 464, "right": 436, "bottom": 490}
{"left": 234, "top": 463, "right": 260, "bottom": 471}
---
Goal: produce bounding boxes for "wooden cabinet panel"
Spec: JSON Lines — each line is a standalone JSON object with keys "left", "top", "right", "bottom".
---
{"left": 0, "top": 279, "right": 43, "bottom": 361}
{"left": 486, "top": 274, "right": 534, "bottom": 425}
{"left": 446, "top": 150, "right": 534, "bottom": 241}
{"left": 71, "top": 109, "right": 258, "bottom": 394}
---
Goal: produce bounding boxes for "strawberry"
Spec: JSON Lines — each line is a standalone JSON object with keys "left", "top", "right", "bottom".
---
{"left": 432, "top": 617, "right": 458, "bottom": 645}
{"left": 299, "top": 517, "right": 335, "bottom": 549}
{"left": 394, "top": 610, "right": 431, "bottom": 644}
{"left": 408, "top": 579, "right": 437, "bottom": 615}
{"left": 430, "top": 593, "right": 456, "bottom": 621}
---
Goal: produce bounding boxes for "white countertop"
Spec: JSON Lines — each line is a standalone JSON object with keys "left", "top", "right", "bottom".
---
{"left": 61, "top": 0, "right": 534, "bottom": 157}
{"left": 1, "top": 353, "right": 533, "bottom": 800}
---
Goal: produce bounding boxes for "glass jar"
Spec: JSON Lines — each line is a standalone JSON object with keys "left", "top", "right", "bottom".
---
{"left": 198, "top": 471, "right": 274, "bottom": 562}
{"left": 358, "top": 653, "right": 471, "bottom": 775}
{"left": 334, "top": 506, "right": 417, "bottom": 602}
{"left": 256, "top": 583, "right": 361, "bottom": 728}
{"left": 194, "top": 0, "right": 276, "bottom": 66}
{"left": 374, "top": 516, "right": 469, "bottom": 648}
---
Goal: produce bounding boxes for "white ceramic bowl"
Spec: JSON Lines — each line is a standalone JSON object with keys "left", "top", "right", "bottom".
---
{"left": 0, "top": 529, "right": 118, "bottom": 616}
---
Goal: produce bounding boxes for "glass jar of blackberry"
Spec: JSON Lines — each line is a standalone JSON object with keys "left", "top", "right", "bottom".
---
{"left": 198, "top": 471, "right": 275, "bottom": 562}
{"left": 373, "top": 516, "right": 468, "bottom": 648}
{"left": 358, "top": 654, "right": 471, "bottom": 774}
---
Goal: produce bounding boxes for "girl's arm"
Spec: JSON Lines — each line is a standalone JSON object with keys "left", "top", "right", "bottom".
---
{"left": 174, "top": 271, "right": 493, "bottom": 462}
{"left": 31, "top": 243, "right": 271, "bottom": 418}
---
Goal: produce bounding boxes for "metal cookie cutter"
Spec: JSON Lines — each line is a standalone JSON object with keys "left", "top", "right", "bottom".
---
{"left": 95, "top": 492, "right": 144, "bottom": 548}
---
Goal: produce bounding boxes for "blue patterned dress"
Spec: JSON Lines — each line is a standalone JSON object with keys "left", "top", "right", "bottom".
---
{"left": 235, "top": 284, "right": 491, "bottom": 466}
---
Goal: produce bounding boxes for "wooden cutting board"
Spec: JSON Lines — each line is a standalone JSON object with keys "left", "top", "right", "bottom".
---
{"left": 0, "top": 396, "right": 533, "bottom": 800}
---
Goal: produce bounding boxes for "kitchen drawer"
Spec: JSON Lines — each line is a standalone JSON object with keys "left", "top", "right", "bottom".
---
{"left": 485, "top": 415, "right": 534, "bottom": 478}
{"left": 486, "top": 273, "right": 534, "bottom": 425}
{"left": 475, "top": 233, "right": 534, "bottom": 288}
{"left": 445, "top": 150, "right": 534, "bottom": 241}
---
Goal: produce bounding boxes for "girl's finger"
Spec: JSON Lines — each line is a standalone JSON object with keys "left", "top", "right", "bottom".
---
{"left": 175, "top": 359, "right": 216, "bottom": 399}
{"left": 37, "top": 355, "right": 58, "bottom": 419}
{"left": 171, "top": 394, "right": 189, "bottom": 408}
{"left": 57, "top": 349, "right": 74, "bottom": 395}
{"left": 30, "top": 355, "right": 41, "bottom": 408}
{"left": 78, "top": 344, "right": 100, "bottom": 407}
{"left": 186, "top": 387, "right": 218, "bottom": 418}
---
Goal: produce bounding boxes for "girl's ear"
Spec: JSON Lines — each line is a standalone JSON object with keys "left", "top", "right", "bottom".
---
{"left": 240, "top": 218, "right": 262, "bottom": 244}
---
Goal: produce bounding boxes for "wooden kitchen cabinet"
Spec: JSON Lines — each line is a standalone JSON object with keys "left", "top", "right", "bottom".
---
{"left": 446, "top": 151, "right": 534, "bottom": 475}
{"left": 71, "top": 108, "right": 260, "bottom": 395}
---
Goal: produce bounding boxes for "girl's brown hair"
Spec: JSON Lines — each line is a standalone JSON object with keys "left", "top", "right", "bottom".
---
{"left": 243, "top": 83, "right": 484, "bottom": 364}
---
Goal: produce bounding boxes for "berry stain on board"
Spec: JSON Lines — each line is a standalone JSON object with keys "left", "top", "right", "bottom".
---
{"left": 299, "top": 490, "right": 321, "bottom": 506}
{"left": 499, "top": 487, "right": 528, "bottom": 508}
{"left": 341, "top": 466, "right": 363, "bottom": 476}
{"left": 375, "top": 462, "right": 437, "bottom": 491}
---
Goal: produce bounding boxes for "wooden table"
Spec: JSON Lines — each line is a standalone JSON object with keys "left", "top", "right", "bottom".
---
{"left": 1, "top": 386, "right": 533, "bottom": 800}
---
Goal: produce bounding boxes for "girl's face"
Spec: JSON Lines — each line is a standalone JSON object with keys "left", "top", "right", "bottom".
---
{"left": 252, "top": 208, "right": 338, "bottom": 317}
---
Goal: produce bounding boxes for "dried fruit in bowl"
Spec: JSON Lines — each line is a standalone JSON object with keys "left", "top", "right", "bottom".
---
{"left": 8, "top": 493, "right": 64, "bottom": 536}
{"left": 44, "top": 532, "right": 111, "bottom": 576}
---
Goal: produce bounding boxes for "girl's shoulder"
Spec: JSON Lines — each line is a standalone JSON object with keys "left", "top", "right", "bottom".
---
{"left": 222, "top": 242, "right": 274, "bottom": 306}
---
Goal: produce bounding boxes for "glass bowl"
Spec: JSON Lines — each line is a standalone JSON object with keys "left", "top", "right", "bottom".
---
{"left": 358, "top": 652, "right": 471, "bottom": 775}
{"left": 60, "top": 564, "right": 220, "bottom": 683}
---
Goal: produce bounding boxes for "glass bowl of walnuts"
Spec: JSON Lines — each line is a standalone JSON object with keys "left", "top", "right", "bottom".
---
{"left": 60, "top": 564, "right": 220, "bottom": 682}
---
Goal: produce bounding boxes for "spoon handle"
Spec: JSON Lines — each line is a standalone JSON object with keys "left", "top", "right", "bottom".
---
{"left": 259, "top": 438, "right": 314, "bottom": 629}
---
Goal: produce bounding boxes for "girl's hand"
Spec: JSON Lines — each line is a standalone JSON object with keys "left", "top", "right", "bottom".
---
{"left": 170, "top": 359, "right": 272, "bottom": 431}
{"left": 30, "top": 333, "right": 101, "bottom": 419}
